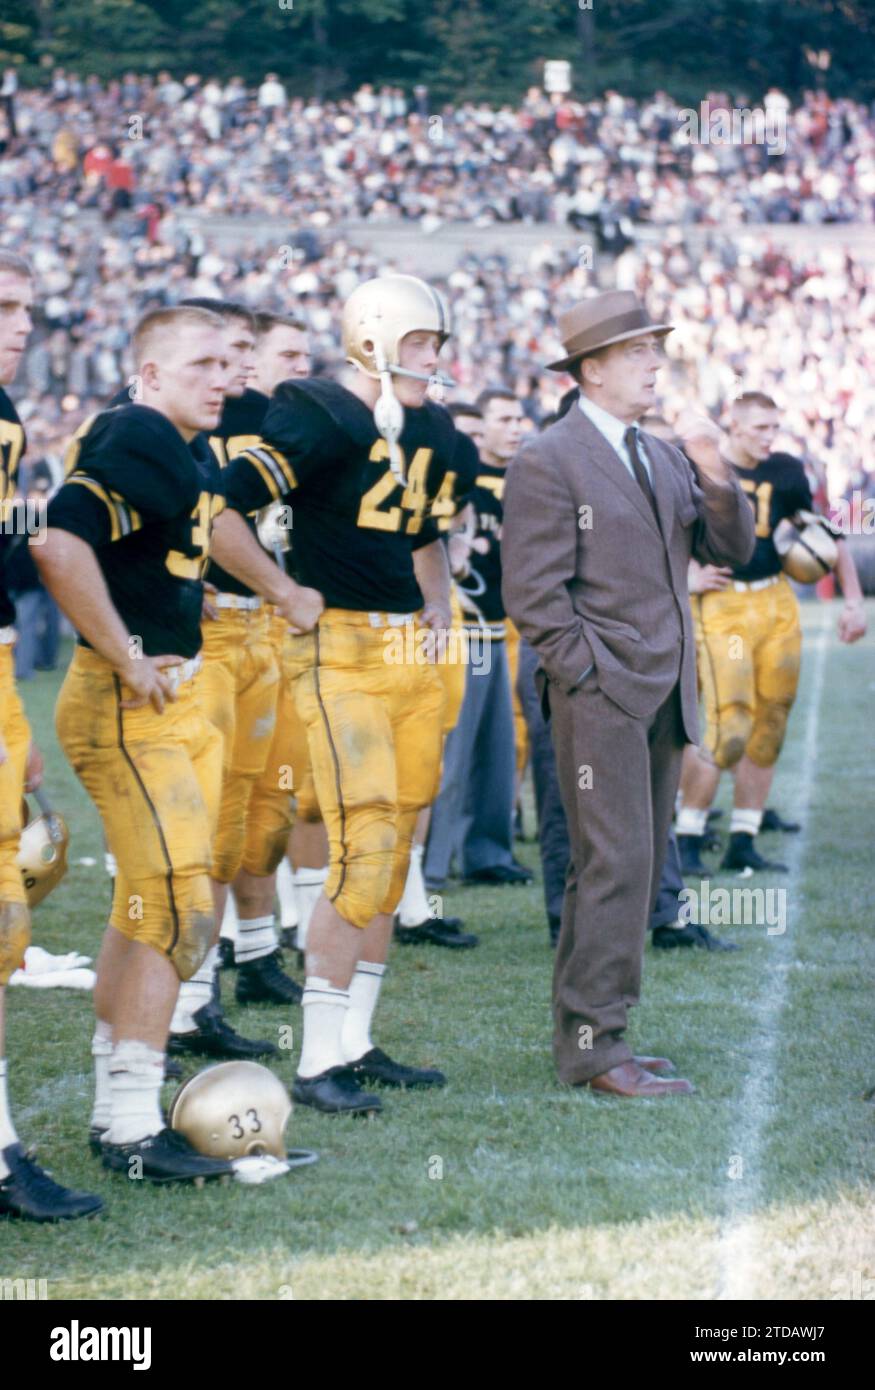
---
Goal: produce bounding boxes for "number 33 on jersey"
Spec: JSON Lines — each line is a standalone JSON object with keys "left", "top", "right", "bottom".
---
{"left": 47, "top": 403, "right": 224, "bottom": 658}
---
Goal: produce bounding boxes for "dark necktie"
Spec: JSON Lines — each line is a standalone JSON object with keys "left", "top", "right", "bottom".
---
{"left": 624, "top": 426, "right": 659, "bottom": 523}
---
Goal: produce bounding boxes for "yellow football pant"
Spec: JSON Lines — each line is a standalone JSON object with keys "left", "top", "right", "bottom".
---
{"left": 695, "top": 574, "right": 802, "bottom": 770}
{"left": 436, "top": 586, "right": 467, "bottom": 738}
{"left": 504, "top": 617, "right": 529, "bottom": 779}
{"left": 285, "top": 609, "right": 446, "bottom": 928}
{"left": 197, "top": 607, "right": 279, "bottom": 882}
{"left": 0, "top": 643, "right": 30, "bottom": 984}
{"left": 55, "top": 647, "right": 223, "bottom": 980}
{"left": 241, "top": 614, "right": 319, "bottom": 878}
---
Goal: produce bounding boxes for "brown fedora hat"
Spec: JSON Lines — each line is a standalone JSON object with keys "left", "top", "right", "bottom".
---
{"left": 547, "top": 291, "right": 673, "bottom": 373}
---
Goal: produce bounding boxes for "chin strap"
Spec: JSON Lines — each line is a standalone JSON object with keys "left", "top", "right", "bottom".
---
{"left": 373, "top": 345, "right": 407, "bottom": 484}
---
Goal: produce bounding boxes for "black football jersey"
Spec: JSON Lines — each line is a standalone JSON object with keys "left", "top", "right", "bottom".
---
{"left": 204, "top": 388, "right": 270, "bottom": 597}
{"left": 0, "top": 387, "right": 26, "bottom": 627}
{"left": 729, "top": 452, "right": 813, "bottom": 582}
{"left": 456, "top": 460, "right": 506, "bottom": 625}
{"left": 222, "top": 378, "right": 476, "bottom": 613}
{"left": 47, "top": 404, "right": 224, "bottom": 658}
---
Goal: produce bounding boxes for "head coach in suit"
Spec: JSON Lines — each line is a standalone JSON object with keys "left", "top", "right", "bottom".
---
{"left": 501, "top": 292, "right": 755, "bottom": 1098}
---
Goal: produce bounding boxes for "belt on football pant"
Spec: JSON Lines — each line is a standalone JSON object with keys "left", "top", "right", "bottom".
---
{"left": 215, "top": 593, "right": 263, "bottom": 610}
{"left": 164, "top": 654, "right": 203, "bottom": 690}
{"left": 315, "top": 608, "right": 420, "bottom": 629}
{"left": 731, "top": 574, "right": 781, "bottom": 593}
{"left": 0, "top": 626, "right": 17, "bottom": 645}
{"left": 462, "top": 621, "right": 506, "bottom": 640}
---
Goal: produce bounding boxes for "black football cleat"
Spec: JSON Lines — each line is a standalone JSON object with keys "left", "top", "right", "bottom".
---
{"left": 677, "top": 833, "right": 710, "bottom": 876}
{"left": 652, "top": 923, "right": 739, "bottom": 952}
{"left": 761, "top": 807, "right": 801, "bottom": 834}
{"left": 279, "top": 925, "right": 298, "bottom": 952}
{"left": 721, "top": 832, "right": 787, "bottom": 874}
{"left": 463, "top": 862, "right": 532, "bottom": 886}
{"left": 549, "top": 915, "right": 561, "bottom": 948}
{"left": 0, "top": 1143, "right": 103, "bottom": 1221}
{"left": 101, "top": 1127, "right": 232, "bottom": 1184}
{"left": 168, "top": 1001, "right": 278, "bottom": 1059}
{"left": 88, "top": 1126, "right": 107, "bottom": 1158}
{"left": 235, "top": 950, "right": 303, "bottom": 1006}
{"left": 394, "top": 915, "right": 478, "bottom": 949}
{"left": 218, "top": 939, "right": 236, "bottom": 971}
{"left": 348, "top": 1046, "right": 446, "bottom": 1090}
{"left": 291, "top": 1066, "right": 382, "bottom": 1116}
{"left": 164, "top": 1056, "right": 183, "bottom": 1081}
{"left": 706, "top": 808, "right": 724, "bottom": 824}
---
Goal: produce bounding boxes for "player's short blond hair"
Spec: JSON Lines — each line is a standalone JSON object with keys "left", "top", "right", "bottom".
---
{"left": 132, "top": 305, "right": 226, "bottom": 368}
{"left": 0, "top": 251, "right": 33, "bottom": 281}
{"left": 731, "top": 390, "right": 778, "bottom": 414}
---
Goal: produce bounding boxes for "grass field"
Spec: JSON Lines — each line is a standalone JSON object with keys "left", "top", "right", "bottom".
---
{"left": 2, "top": 600, "right": 873, "bottom": 1301}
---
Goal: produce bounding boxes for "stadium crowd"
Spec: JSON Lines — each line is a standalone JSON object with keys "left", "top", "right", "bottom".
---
{"left": 2, "top": 203, "right": 872, "bottom": 513}
{"left": 1, "top": 70, "right": 875, "bottom": 230}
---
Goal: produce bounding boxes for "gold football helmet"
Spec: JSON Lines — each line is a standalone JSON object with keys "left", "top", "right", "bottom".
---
{"left": 342, "top": 274, "right": 451, "bottom": 382}
{"left": 342, "top": 274, "right": 452, "bottom": 485}
{"left": 17, "top": 791, "right": 69, "bottom": 908}
{"left": 169, "top": 1061, "right": 292, "bottom": 1160}
{"left": 773, "top": 509, "right": 839, "bottom": 583}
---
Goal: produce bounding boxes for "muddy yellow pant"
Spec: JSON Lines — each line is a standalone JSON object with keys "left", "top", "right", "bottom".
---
{"left": 55, "top": 647, "right": 222, "bottom": 980}
{"left": 693, "top": 573, "right": 802, "bottom": 769}
{"left": 0, "top": 641, "right": 30, "bottom": 983}
{"left": 284, "top": 609, "right": 446, "bottom": 928}
{"left": 196, "top": 604, "right": 279, "bottom": 882}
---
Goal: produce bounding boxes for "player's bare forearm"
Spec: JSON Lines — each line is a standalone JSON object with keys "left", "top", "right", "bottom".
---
{"left": 414, "top": 538, "right": 451, "bottom": 621}
{"left": 835, "top": 540, "right": 864, "bottom": 603}
{"left": 33, "top": 530, "right": 132, "bottom": 668}
{"left": 210, "top": 508, "right": 324, "bottom": 632}
{"left": 210, "top": 508, "right": 297, "bottom": 606}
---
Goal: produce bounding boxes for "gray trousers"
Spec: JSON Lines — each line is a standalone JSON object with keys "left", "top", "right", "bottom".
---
{"left": 424, "top": 635, "right": 516, "bottom": 884}
{"left": 516, "top": 638, "right": 568, "bottom": 926}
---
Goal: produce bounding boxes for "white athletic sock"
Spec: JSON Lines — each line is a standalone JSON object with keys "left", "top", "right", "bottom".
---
{"left": 0, "top": 1058, "right": 20, "bottom": 1175}
{"left": 731, "top": 807, "right": 762, "bottom": 837}
{"left": 297, "top": 977, "right": 349, "bottom": 1079}
{"left": 90, "top": 1019, "right": 113, "bottom": 1133}
{"left": 235, "top": 914, "right": 278, "bottom": 965}
{"left": 396, "top": 843, "right": 431, "bottom": 926}
{"left": 169, "top": 945, "right": 217, "bottom": 1035}
{"left": 219, "top": 891, "right": 238, "bottom": 945}
{"left": 104, "top": 850, "right": 117, "bottom": 878}
{"left": 341, "top": 962, "right": 386, "bottom": 1063}
{"left": 676, "top": 806, "right": 708, "bottom": 837}
{"left": 293, "top": 867, "right": 328, "bottom": 952}
{"left": 107, "top": 1040, "right": 164, "bottom": 1145}
{"left": 276, "top": 857, "right": 298, "bottom": 928}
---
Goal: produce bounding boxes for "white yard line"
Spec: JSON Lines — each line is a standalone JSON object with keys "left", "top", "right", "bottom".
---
{"left": 715, "top": 607, "right": 828, "bottom": 1300}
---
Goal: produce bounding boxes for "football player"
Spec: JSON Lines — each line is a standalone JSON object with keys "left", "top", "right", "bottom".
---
{"left": 677, "top": 392, "right": 866, "bottom": 874}
{"left": 35, "top": 305, "right": 321, "bottom": 1183}
{"left": 164, "top": 299, "right": 299, "bottom": 1059}
{"left": 424, "top": 388, "right": 532, "bottom": 890}
{"left": 215, "top": 310, "right": 329, "bottom": 990}
{"left": 210, "top": 274, "right": 474, "bottom": 1114}
{"left": 393, "top": 400, "right": 481, "bottom": 950}
{"left": 0, "top": 250, "right": 102, "bottom": 1221}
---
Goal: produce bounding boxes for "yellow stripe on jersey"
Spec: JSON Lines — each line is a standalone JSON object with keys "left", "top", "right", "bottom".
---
{"left": 238, "top": 445, "right": 297, "bottom": 501}
{"left": 65, "top": 475, "right": 142, "bottom": 542}
{"left": 63, "top": 414, "right": 99, "bottom": 478}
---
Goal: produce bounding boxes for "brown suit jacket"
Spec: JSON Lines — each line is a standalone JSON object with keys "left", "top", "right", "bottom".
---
{"left": 501, "top": 406, "right": 756, "bottom": 742}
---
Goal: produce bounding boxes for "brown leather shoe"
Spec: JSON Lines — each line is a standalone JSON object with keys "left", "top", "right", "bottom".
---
{"left": 589, "top": 1061, "right": 695, "bottom": 1097}
{"left": 634, "top": 1055, "right": 676, "bottom": 1075}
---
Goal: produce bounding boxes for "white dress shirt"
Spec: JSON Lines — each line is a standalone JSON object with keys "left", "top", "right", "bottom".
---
{"left": 578, "top": 393, "right": 652, "bottom": 485}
